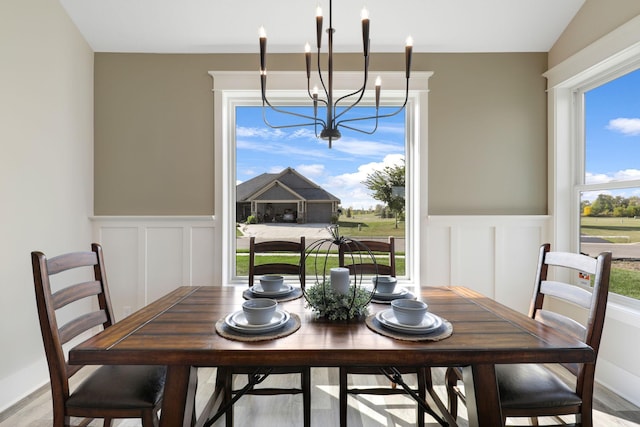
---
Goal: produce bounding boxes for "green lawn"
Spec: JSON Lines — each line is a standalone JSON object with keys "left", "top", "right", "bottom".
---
{"left": 611, "top": 267, "right": 640, "bottom": 300}
{"left": 581, "top": 216, "right": 640, "bottom": 243}
{"left": 236, "top": 254, "right": 405, "bottom": 277}
{"left": 335, "top": 212, "right": 405, "bottom": 238}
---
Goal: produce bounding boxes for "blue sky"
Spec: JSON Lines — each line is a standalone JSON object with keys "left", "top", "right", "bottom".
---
{"left": 584, "top": 68, "right": 640, "bottom": 200}
{"left": 236, "top": 106, "right": 405, "bottom": 209}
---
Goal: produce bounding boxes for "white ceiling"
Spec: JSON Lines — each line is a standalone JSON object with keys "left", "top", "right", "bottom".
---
{"left": 59, "top": 0, "right": 585, "bottom": 54}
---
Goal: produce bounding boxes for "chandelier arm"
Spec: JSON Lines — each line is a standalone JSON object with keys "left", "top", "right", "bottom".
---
{"left": 336, "top": 77, "right": 410, "bottom": 127}
{"left": 261, "top": 104, "right": 326, "bottom": 129}
{"left": 333, "top": 55, "right": 369, "bottom": 120}
{"left": 337, "top": 119, "right": 379, "bottom": 136}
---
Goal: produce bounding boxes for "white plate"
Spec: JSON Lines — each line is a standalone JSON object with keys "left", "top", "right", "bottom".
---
{"left": 250, "top": 284, "right": 294, "bottom": 297}
{"left": 372, "top": 286, "right": 409, "bottom": 300}
{"left": 376, "top": 309, "right": 442, "bottom": 335}
{"left": 225, "top": 309, "right": 290, "bottom": 334}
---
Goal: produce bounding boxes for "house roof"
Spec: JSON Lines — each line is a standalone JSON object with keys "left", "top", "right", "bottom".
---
{"left": 237, "top": 167, "right": 340, "bottom": 203}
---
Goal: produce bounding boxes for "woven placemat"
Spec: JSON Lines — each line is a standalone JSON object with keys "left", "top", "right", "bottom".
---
{"left": 242, "top": 287, "right": 303, "bottom": 302}
{"left": 365, "top": 313, "right": 453, "bottom": 342}
{"left": 215, "top": 312, "right": 301, "bottom": 342}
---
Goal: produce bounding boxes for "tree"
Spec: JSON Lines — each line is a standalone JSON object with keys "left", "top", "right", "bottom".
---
{"left": 363, "top": 162, "right": 405, "bottom": 228}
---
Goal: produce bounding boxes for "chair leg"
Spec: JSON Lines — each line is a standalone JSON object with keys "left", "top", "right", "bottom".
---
{"left": 222, "top": 369, "right": 234, "bottom": 427}
{"left": 417, "top": 368, "right": 426, "bottom": 427}
{"left": 339, "top": 367, "right": 348, "bottom": 427}
{"left": 140, "top": 410, "right": 159, "bottom": 427}
{"left": 445, "top": 367, "right": 459, "bottom": 420}
{"left": 103, "top": 417, "right": 113, "bottom": 427}
{"left": 302, "top": 367, "right": 312, "bottom": 427}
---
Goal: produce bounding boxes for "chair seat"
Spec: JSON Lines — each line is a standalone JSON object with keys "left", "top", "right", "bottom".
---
{"left": 67, "top": 365, "right": 166, "bottom": 410}
{"left": 496, "top": 364, "right": 582, "bottom": 410}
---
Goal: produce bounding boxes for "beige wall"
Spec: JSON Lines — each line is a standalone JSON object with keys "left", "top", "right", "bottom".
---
{"left": 95, "top": 52, "right": 548, "bottom": 215}
{"left": 0, "top": 0, "right": 94, "bottom": 411}
{"left": 549, "top": 0, "right": 640, "bottom": 67}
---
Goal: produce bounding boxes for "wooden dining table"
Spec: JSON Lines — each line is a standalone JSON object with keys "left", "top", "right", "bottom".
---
{"left": 69, "top": 285, "right": 595, "bottom": 427}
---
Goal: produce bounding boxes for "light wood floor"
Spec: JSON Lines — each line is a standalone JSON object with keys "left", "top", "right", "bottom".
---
{"left": 2, "top": 367, "right": 639, "bottom": 427}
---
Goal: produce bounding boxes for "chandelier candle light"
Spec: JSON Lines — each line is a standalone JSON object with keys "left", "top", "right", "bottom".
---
{"left": 258, "top": 0, "right": 413, "bottom": 148}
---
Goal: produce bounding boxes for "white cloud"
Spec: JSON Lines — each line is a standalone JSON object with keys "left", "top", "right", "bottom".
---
{"left": 607, "top": 118, "right": 640, "bottom": 136}
{"left": 321, "top": 154, "right": 405, "bottom": 209}
{"left": 330, "top": 137, "right": 403, "bottom": 158}
{"left": 296, "top": 164, "right": 325, "bottom": 178}
{"left": 586, "top": 169, "right": 640, "bottom": 184}
{"left": 268, "top": 165, "right": 285, "bottom": 173}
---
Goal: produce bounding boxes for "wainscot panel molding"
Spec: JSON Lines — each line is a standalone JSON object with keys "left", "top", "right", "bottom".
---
{"left": 91, "top": 216, "right": 216, "bottom": 320}
{"left": 424, "top": 215, "right": 552, "bottom": 314}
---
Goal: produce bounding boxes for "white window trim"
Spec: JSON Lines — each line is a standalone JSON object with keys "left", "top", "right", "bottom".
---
{"left": 209, "top": 70, "right": 432, "bottom": 286}
{"left": 544, "top": 15, "right": 640, "bottom": 309}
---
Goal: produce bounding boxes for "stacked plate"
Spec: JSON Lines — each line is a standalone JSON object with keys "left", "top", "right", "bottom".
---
{"left": 250, "top": 283, "right": 295, "bottom": 298}
{"left": 224, "top": 309, "right": 290, "bottom": 334}
{"left": 376, "top": 309, "right": 443, "bottom": 335}
{"left": 371, "top": 286, "right": 410, "bottom": 303}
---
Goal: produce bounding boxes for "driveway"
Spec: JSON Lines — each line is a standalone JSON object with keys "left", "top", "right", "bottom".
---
{"left": 239, "top": 223, "right": 334, "bottom": 239}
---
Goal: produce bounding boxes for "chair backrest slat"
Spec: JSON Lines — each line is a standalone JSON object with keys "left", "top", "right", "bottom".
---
{"left": 46, "top": 251, "right": 98, "bottom": 275}
{"left": 248, "top": 237, "right": 306, "bottom": 288}
{"left": 534, "top": 308, "right": 587, "bottom": 343}
{"left": 52, "top": 281, "right": 103, "bottom": 310}
{"left": 58, "top": 310, "right": 110, "bottom": 345}
{"left": 544, "top": 251, "right": 598, "bottom": 275}
{"left": 339, "top": 237, "right": 396, "bottom": 277}
{"left": 539, "top": 280, "right": 594, "bottom": 310}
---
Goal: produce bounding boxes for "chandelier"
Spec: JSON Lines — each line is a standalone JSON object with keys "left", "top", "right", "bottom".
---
{"left": 258, "top": 0, "right": 413, "bottom": 148}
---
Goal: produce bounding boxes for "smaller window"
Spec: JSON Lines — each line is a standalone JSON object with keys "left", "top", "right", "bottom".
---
{"left": 579, "top": 68, "right": 640, "bottom": 302}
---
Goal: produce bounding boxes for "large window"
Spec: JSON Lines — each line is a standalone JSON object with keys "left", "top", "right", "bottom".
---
{"left": 577, "top": 69, "right": 640, "bottom": 301}
{"left": 235, "top": 106, "right": 407, "bottom": 278}
{"left": 211, "top": 71, "right": 431, "bottom": 286}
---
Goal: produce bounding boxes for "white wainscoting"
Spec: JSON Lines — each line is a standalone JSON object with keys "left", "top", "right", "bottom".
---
{"left": 91, "top": 216, "right": 216, "bottom": 320}
{"left": 424, "top": 215, "right": 552, "bottom": 314}
{"left": 91, "top": 214, "right": 639, "bottom": 406}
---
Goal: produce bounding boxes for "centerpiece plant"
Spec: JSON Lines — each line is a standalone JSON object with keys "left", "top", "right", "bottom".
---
{"left": 302, "top": 225, "right": 377, "bottom": 321}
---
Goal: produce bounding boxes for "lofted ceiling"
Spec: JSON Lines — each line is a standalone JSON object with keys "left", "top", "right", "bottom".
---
{"left": 59, "top": 0, "right": 585, "bottom": 54}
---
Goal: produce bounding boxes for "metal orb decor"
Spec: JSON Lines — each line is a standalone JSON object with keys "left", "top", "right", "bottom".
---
{"left": 301, "top": 225, "right": 378, "bottom": 321}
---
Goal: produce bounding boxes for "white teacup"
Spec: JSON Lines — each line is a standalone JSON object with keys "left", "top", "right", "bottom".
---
{"left": 391, "top": 299, "right": 428, "bottom": 326}
{"left": 259, "top": 275, "right": 284, "bottom": 292}
{"left": 242, "top": 299, "right": 278, "bottom": 325}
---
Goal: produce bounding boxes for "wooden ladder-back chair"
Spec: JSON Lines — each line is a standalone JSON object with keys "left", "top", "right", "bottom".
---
{"left": 221, "top": 236, "right": 310, "bottom": 427}
{"left": 337, "top": 237, "right": 431, "bottom": 427}
{"left": 31, "top": 243, "right": 166, "bottom": 427}
{"left": 338, "top": 237, "right": 396, "bottom": 277}
{"left": 445, "top": 243, "right": 612, "bottom": 426}
{"left": 248, "top": 236, "right": 306, "bottom": 288}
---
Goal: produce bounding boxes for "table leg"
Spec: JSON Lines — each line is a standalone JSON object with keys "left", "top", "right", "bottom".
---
{"left": 463, "top": 364, "right": 503, "bottom": 427}
{"left": 160, "top": 365, "right": 198, "bottom": 427}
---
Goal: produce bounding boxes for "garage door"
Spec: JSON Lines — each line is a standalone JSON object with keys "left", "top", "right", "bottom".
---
{"left": 306, "top": 203, "right": 332, "bottom": 223}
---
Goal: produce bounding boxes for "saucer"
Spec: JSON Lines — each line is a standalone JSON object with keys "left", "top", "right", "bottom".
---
{"left": 376, "top": 309, "right": 443, "bottom": 335}
{"left": 372, "top": 286, "right": 409, "bottom": 300}
{"left": 225, "top": 309, "right": 290, "bottom": 334}
{"left": 250, "top": 283, "right": 294, "bottom": 297}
